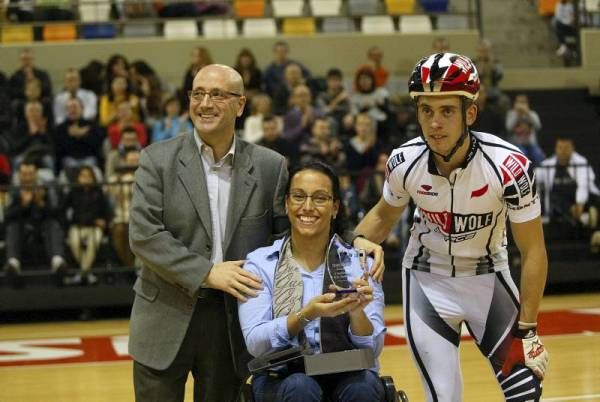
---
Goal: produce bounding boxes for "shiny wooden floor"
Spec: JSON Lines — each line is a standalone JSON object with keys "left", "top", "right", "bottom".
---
{"left": 1, "top": 293, "right": 599, "bottom": 402}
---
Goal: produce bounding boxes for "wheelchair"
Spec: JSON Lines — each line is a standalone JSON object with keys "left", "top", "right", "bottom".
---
{"left": 240, "top": 375, "right": 408, "bottom": 402}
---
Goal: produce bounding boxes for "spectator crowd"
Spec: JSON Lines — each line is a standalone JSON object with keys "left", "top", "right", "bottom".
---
{"left": 0, "top": 39, "right": 598, "bottom": 287}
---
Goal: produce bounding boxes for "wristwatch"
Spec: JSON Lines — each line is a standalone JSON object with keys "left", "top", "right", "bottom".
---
{"left": 296, "top": 310, "right": 312, "bottom": 326}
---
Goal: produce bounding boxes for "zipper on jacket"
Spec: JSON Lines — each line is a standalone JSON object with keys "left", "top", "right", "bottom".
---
{"left": 448, "top": 172, "right": 458, "bottom": 276}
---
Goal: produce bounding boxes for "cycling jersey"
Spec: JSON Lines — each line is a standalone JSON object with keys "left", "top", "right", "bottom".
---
{"left": 383, "top": 131, "right": 541, "bottom": 277}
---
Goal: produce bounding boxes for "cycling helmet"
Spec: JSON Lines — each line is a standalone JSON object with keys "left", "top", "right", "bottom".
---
{"left": 408, "top": 53, "right": 480, "bottom": 101}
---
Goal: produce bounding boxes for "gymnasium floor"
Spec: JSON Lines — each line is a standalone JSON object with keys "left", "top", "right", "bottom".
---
{"left": 1, "top": 293, "right": 599, "bottom": 402}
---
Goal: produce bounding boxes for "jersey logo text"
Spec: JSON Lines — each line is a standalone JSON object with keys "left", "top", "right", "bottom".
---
{"left": 385, "top": 152, "right": 405, "bottom": 179}
{"left": 502, "top": 154, "right": 531, "bottom": 197}
{"left": 417, "top": 184, "right": 438, "bottom": 196}
{"left": 419, "top": 208, "right": 493, "bottom": 240}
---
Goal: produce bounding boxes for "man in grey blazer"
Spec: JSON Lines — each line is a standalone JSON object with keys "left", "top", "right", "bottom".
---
{"left": 128, "top": 64, "right": 289, "bottom": 402}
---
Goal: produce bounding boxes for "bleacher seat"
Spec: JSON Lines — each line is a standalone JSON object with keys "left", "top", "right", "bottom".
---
{"left": 436, "top": 14, "right": 469, "bottom": 30}
{"left": 348, "top": 0, "right": 381, "bottom": 16}
{"left": 385, "top": 0, "right": 415, "bottom": 15}
{"left": 309, "top": 0, "right": 341, "bottom": 16}
{"left": 420, "top": 0, "right": 449, "bottom": 12}
{"left": 163, "top": 20, "right": 199, "bottom": 39}
{"left": 538, "top": 0, "right": 558, "bottom": 16}
{"left": 399, "top": 14, "right": 432, "bottom": 32}
{"left": 273, "top": 0, "right": 304, "bottom": 16}
{"left": 242, "top": 18, "right": 277, "bottom": 37}
{"left": 361, "top": 15, "right": 395, "bottom": 33}
{"left": 234, "top": 0, "right": 265, "bottom": 17}
{"left": 322, "top": 16, "right": 356, "bottom": 33}
{"left": 282, "top": 17, "right": 316, "bottom": 35}
{"left": 202, "top": 19, "right": 238, "bottom": 38}
{"left": 122, "top": 22, "right": 159, "bottom": 38}
{"left": 78, "top": 0, "right": 111, "bottom": 22}
{"left": 81, "top": 23, "right": 116, "bottom": 39}
{"left": 585, "top": 0, "right": 599, "bottom": 12}
{"left": 1, "top": 25, "right": 34, "bottom": 43}
{"left": 42, "top": 24, "right": 77, "bottom": 41}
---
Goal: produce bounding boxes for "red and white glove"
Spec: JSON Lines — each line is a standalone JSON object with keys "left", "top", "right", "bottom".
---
{"left": 501, "top": 322, "right": 549, "bottom": 380}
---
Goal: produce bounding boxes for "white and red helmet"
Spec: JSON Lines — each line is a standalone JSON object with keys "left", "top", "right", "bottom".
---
{"left": 408, "top": 53, "right": 480, "bottom": 101}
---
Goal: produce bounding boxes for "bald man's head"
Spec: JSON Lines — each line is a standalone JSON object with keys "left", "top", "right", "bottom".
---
{"left": 189, "top": 64, "right": 247, "bottom": 145}
{"left": 194, "top": 64, "right": 245, "bottom": 95}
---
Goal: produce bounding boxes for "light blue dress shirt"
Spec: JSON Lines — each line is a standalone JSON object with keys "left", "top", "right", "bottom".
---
{"left": 238, "top": 238, "right": 386, "bottom": 369}
{"left": 193, "top": 130, "right": 235, "bottom": 264}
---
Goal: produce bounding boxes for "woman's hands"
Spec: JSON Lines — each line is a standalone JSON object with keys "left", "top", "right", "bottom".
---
{"left": 301, "top": 278, "right": 375, "bottom": 321}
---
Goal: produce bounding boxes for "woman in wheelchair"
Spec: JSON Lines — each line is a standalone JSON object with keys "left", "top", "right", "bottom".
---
{"left": 238, "top": 160, "right": 386, "bottom": 402}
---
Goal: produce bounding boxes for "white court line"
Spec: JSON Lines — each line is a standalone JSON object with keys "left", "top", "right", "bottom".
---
{"left": 542, "top": 394, "right": 600, "bottom": 401}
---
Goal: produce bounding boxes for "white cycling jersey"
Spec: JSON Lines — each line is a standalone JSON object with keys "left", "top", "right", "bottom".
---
{"left": 384, "top": 131, "right": 541, "bottom": 277}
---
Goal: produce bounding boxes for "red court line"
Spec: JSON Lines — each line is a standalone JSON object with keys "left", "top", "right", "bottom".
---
{"left": 0, "top": 309, "right": 598, "bottom": 367}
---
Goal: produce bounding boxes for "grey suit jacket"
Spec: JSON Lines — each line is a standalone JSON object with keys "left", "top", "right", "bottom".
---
{"left": 128, "top": 132, "right": 288, "bottom": 377}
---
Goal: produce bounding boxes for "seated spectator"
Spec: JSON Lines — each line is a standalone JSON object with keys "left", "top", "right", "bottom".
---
{"left": 99, "top": 76, "right": 141, "bottom": 127}
{"left": 6, "top": 0, "right": 35, "bottom": 21}
{"left": 0, "top": 71, "right": 11, "bottom": 134}
{"left": 79, "top": 60, "right": 106, "bottom": 97}
{"left": 315, "top": 68, "right": 351, "bottom": 132}
{"left": 350, "top": 67, "right": 390, "bottom": 136}
{"left": 299, "top": 117, "right": 346, "bottom": 171}
{"left": 257, "top": 116, "right": 295, "bottom": 164}
{"left": 55, "top": 98, "right": 104, "bottom": 174}
{"left": 151, "top": 96, "right": 192, "bottom": 143}
{"left": 471, "top": 84, "right": 507, "bottom": 138}
{"left": 9, "top": 100, "right": 55, "bottom": 172}
{"left": 473, "top": 39, "right": 503, "bottom": 97}
{"left": 4, "top": 161, "right": 66, "bottom": 285}
{"left": 157, "top": 1, "right": 227, "bottom": 18}
{"left": 181, "top": 47, "right": 213, "bottom": 109}
{"left": 0, "top": 144, "right": 11, "bottom": 187}
{"left": 54, "top": 68, "right": 98, "bottom": 125}
{"left": 387, "top": 99, "right": 418, "bottom": 148}
{"left": 344, "top": 113, "right": 382, "bottom": 177}
{"left": 63, "top": 165, "right": 111, "bottom": 285}
{"left": 234, "top": 47, "right": 263, "bottom": 98}
{"left": 359, "top": 152, "right": 388, "bottom": 213}
{"left": 104, "top": 54, "right": 130, "bottom": 94}
{"left": 8, "top": 49, "right": 52, "bottom": 102}
{"left": 554, "top": 0, "right": 576, "bottom": 56}
{"left": 238, "top": 160, "right": 385, "bottom": 402}
{"left": 505, "top": 94, "right": 542, "bottom": 143}
{"left": 105, "top": 127, "right": 141, "bottom": 178}
{"left": 106, "top": 149, "right": 139, "bottom": 267}
{"left": 114, "top": 0, "right": 156, "bottom": 18}
{"left": 33, "top": 0, "right": 75, "bottom": 21}
{"left": 0, "top": 144, "right": 12, "bottom": 224}
{"left": 243, "top": 94, "right": 279, "bottom": 144}
{"left": 508, "top": 118, "right": 545, "bottom": 166}
{"left": 536, "top": 136, "right": 599, "bottom": 230}
{"left": 129, "top": 60, "right": 165, "bottom": 126}
{"left": 283, "top": 85, "right": 323, "bottom": 149}
{"left": 339, "top": 169, "right": 363, "bottom": 226}
{"left": 107, "top": 101, "right": 148, "bottom": 150}
{"left": 273, "top": 63, "right": 307, "bottom": 116}
{"left": 264, "top": 41, "right": 311, "bottom": 97}
{"left": 12, "top": 77, "right": 54, "bottom": 129}
{"left": 356, "top": 46, "right": 389, "bottom": 88}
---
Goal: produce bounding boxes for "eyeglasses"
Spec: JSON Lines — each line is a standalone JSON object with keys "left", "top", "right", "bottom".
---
{"left": 188, "top": 88, "right": 242, "bottom": 102}
{"left": 288, "top": 191, "right": 334, "bottom": 206}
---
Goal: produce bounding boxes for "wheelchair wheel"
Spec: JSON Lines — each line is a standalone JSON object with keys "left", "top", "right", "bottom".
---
{"left": 397, "top": 390, "right": 409, "bottom": 402}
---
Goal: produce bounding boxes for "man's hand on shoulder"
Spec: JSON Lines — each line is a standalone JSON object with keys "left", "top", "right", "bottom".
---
{"left": 204, "top": 260, "right": 263, "bottom": 302}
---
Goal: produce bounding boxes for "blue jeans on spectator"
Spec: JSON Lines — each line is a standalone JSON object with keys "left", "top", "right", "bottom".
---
{"left": 252, "top": 369, "right": 384, "bottom": 402}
